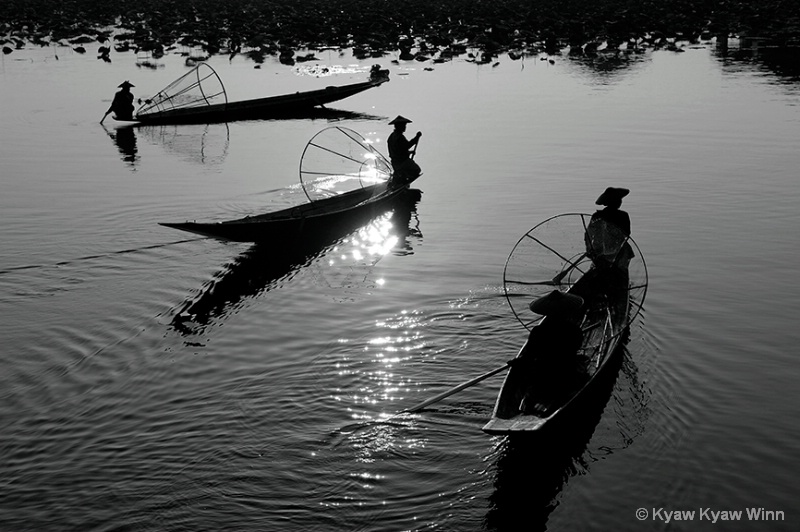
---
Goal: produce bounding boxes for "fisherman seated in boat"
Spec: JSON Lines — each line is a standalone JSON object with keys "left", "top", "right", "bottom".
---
{"left": 510, "top": 291, "right": 584, "bottom": 372}
{"left": 585, "top": 187, "right": 635, "bottom": 271}
{"left": 509, "top": 291, "right": 586, "bottom": 415}
{"left": 101, "top": 81, "right": 135, "bottom": 123}
{"left": 387, "top": 115, "right": 422, "bottom": 185}
{"left": 370, "top": 64, "right": 390, "bottom": 81}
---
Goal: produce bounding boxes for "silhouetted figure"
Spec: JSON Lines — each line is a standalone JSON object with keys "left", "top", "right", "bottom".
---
{"left": 511, "top": 291, "right": 584, "bottom": 370}
{"left": 387, "top": 115, "right": 421, "bottom": 184}
{"left": 369, "top": 64, "right": 389, "bottom": 81}
{"left": 510, "top": 290, "right": 585, "bottom": 413}
{"left": 101, "top": 81, "right": 135, "bottom": 123}
{"left": 585, "top": 187, "right": 634, "bottom": 270}
{"left": 591, "top": 187, "right": 630, "bottom": 235}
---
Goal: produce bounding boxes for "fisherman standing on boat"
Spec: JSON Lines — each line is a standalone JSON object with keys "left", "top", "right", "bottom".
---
{"left": 591, "top": 187, "right": 631, "bottom": 235}
{"left": 101, "top": 81, "right": 135, "bottom": 123}
{"left": 387, "top": 115, "right": 422, "bottom": 184}
{"left": 585, "top": 187, "right": 634, "bottom": 270}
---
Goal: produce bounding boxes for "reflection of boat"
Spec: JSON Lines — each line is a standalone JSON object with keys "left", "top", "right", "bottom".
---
{"left": 138, "top": 122, "right": 230, "bottom": 166}
{"left": 161, "top": 126, "right": 421, "bottom": 243}
{"left": 483, "top": 214, "right": 648, "bottom": 434}
{"left": 172, "top": 188, "right": 422, "bottom": 332}
{"left": 128, "top": 63, "right": 387, "bottom": 125}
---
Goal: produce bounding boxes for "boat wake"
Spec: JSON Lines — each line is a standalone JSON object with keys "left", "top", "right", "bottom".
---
{"left": 0, "top": 238, "right": 204, "bottom": 277}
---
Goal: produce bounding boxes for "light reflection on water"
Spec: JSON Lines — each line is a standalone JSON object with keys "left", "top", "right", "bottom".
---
{"left": 334, "top": 311, "right": 425, "bottom": 418}
{"left": 1, "top": 44, "right": 800, "bottom": 531}
{"left": 328, "top": 215, "right": 400, "bottom": 266}
{"left": 171, "top": 192, "right": 421, "bottom": 336}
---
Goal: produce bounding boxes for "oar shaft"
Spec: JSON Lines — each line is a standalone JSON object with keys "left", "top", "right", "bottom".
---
{"left": 411, "top": 135, "right": 421, "bottom": 160}
{"left": 553, "top": 252, "right": 587, "bottom": 283}
{"left": 403, "top": 363, "right": 509, "bottom": 414}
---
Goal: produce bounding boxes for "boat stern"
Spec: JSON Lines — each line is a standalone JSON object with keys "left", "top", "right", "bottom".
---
{"left": 482, "top": 414, "right": 550, "bottom": 435}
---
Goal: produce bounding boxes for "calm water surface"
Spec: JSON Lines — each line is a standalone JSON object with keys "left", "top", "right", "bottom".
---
{"left": 1, "top": 43, "right": 799, "bottom": 531}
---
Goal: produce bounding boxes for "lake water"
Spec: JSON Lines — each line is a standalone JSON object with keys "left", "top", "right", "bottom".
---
{"left": 1, "top": 42, "right": 799, "bottom": 531}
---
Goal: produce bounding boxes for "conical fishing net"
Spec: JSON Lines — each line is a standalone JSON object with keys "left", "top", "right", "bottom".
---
{"left": 503, "top": 213, "right": 648, "bottom": 331}
{"left": 299, "top": 126, "right": 392, "bottom": 202}
{"left": 136, "top": 63, "right": 227, "bottom": 118}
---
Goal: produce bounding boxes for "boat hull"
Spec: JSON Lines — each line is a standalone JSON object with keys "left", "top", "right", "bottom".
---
{"left": 160, "top": 179, "right": 419, "bottom": 243}
{"left": 482, "top": 268, "right": 631, "bottom": 435}
{"left": 135, "top": 79, "right": 386, "bottom": 125}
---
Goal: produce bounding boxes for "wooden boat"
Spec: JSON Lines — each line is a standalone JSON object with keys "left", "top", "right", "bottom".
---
{"left": 161, "top": 178, "right": 418, "bottom": 243}
{"left": 482, "top": 214, "right": 647, "bottom": 434}
{"left": 160, "top": 126, "right": 421, "bottom": 243}
{"left": 128, "top": 63, "right": 387, "bottom": 125}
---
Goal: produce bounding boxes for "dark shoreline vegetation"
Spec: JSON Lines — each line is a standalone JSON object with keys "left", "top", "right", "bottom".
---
{"left": 2, "top": 1, "right": 799, "bottom": 62}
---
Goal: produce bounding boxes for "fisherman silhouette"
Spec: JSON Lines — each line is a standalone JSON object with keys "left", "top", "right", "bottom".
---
{"left": 387, "top": 115, "right": 421, "bottom": 184}
{"left": 511, "top": 290, "right": 585, "bottom": 414}
{"left": 101, "top": 81, "right": 135, "bottom": 123}
{"left": 585, "top": 187, "right": 634, "bottom": 270}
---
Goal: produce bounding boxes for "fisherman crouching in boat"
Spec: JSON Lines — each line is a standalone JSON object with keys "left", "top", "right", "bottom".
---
{"left": 509, "top": 290, "right": 585, "bottom": 414}
{"left": 101, "top": 81, "right": 135, "bottom": 123}
{"left": 387, "top": 115, "right": 421, "bottom": 185}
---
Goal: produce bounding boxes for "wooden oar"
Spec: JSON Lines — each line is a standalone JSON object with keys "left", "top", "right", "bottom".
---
{"left": 552, "top": 252, "right": 587, "bottom": 284}
{"left": 400, "top": 315, "right": 608, "bottom": 416}
{"left": 402, "top": 362, "right": 510, "bottom": 414}
{"left": 410, "top": 133, "right": 421, "bottom": 159}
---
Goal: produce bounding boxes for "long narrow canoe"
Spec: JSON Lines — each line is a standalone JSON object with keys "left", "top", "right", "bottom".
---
{"left": 135, "top": 78, "right": 387, "bottom": 125}
{"left": 482, "top": 267, "right": 631, "bottom": 434}
{"left": 482, "top": 213, "right": 647, "bottom": 434}
{"left": 160, "top": 177, "right": 417, "bottom": 243}
{"left": 161, "top": 126, "right": 419, "bottom": 243}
